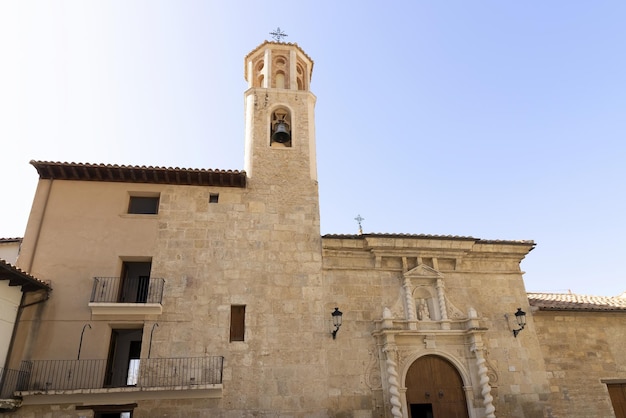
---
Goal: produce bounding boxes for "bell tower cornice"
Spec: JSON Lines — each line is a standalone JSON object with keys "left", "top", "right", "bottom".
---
{"left": 244, "top": 41, "right": 314, "bottom": 88}
{"left": 244, "top": 42, "right": 314, "bottom": 92}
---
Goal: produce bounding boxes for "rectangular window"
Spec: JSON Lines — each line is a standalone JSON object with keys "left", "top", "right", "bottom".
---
{"left": 78, "top": 404, "right": 135, "bottom": 418}
{"left": 230, "top": 305, "right": 246, "bottom": 342}
{"left": 128, "top": 196, "right": 159, "bottom": 214}
{"left": 94, "top": 410, "right": 133, "bottom": 418}
{"left": 97, "top": 414, "right": 131, "bottom": 418}
{"left": 209, "top": 193, "right": 219, "bottom": 203}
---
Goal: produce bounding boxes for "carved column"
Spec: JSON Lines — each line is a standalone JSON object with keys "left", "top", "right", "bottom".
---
{"left": 435, "top": 278, "right": 448, "bottom": 321}
{"left": 471, "top": 342, "right": 496, "bottom": 418}
{"left": 383, "top": 346, "right": 403, "bottom": 418}
{"left": 403, "top": 275, "right": 417, "bottom": 322}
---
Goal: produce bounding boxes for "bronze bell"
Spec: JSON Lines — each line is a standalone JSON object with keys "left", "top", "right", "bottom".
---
{"left": 271, "top": 122, "right": 291, "bottom": 143}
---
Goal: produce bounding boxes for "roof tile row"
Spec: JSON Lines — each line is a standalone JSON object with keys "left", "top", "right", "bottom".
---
{"left": 528, "top": 292, "right": 626, "bottom": 311}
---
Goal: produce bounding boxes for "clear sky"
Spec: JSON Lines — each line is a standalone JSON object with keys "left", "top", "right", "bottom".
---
{"left": 1, "top": 1, "right": 625, "bottom": 296}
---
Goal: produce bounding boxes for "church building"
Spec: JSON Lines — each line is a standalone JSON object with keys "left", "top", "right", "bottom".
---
{"left": 1, "top": 39, "right": 626, "bottom": 418}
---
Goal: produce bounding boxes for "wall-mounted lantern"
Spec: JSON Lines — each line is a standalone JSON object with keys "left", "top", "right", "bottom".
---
{"left": 331, "top": 307, "right": 343, "bottom": 339}
{"left": 512, "top": 308, "right": 526, "bottom": 338}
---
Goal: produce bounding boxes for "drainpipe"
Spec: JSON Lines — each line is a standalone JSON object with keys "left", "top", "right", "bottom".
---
{"left": 1, "top": 288, "right": 50, "bottom": 392}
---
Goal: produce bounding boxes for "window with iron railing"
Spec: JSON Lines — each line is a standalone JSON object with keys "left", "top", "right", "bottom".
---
{"left": 15, "top": 357, "right": 223, "bottom": 393}
{"left": 90, "top": 277, "right": 165, "bottom": 304}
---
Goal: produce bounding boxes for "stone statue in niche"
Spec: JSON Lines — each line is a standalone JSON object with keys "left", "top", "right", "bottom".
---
{"left": 417, "top": 299, "right": 430, "bottom": 321}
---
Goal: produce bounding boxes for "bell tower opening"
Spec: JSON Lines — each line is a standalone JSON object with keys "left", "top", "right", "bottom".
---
{"left": 270, "top": 108, "right": 292, "bottom": 147}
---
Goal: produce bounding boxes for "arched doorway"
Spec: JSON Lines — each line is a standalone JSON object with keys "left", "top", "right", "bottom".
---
{"left": 405, "top": 355, "right": 469, "bottom": 418}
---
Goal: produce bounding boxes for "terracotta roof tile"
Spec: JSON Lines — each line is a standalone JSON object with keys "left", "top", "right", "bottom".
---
{"left": 0, "top": 258, "right": 51, "bottom": 292}
{"left": 0, "top": 238, "right": 22, "bottom": 243}
{"left": 528, "top": 292, "right": 626, "bottom": 312}
{"left": 30, "top": 161, "right": 246, "bottom": 188}
{"left": 322, "top": 233, "right": 534, "bottom": 246}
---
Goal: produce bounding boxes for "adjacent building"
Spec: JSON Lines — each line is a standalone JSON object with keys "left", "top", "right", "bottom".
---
{"left": 1, "top": 40, "right": 625, "bottom": 418}
{"left": 0, "top": 238, "right": 51, "bottom": 406}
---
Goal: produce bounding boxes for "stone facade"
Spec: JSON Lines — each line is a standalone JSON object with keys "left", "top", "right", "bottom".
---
{"left": 2, "top": 41, "right": 626, "bottom": 418}
{"left": 532, "top": 309, "right": 626, "bottom": 418}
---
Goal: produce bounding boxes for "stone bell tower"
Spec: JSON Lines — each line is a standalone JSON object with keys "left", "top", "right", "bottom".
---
{"left": 243, "top": 41, "right": 317, "bottom": 184}
{"left": 233, "top": 41, "right": 328, "bottom": 413}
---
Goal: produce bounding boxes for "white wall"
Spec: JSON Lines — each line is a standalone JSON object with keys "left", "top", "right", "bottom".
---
{"left": 0, "top": 240, "right": 23, "bottom": 369}
{"left": 0, "top": 240, "right": 20, "bottom": 263}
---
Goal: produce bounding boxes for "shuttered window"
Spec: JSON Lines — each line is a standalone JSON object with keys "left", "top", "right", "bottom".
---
{"left": 230, "top": 305, "right": 245, "bottom": 342}
{"left": 607, "top": 383, "right": 626, "bottom": 418}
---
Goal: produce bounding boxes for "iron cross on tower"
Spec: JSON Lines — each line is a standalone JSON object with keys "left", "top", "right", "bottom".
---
{"left": 354, "top": 214, "right": 365, "bottom": 235}
{"left": 269, "top": 27, "right": 288, "bottom": 42}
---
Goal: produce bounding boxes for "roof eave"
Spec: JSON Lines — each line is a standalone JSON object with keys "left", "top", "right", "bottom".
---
{"left": 30, "top": 161, "right": 247, "bottom": 188}
{"left": 0, "top": 259, "right": 51, "bottom": 292}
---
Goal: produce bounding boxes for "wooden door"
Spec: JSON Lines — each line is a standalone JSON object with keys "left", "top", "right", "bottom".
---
{"left": 608, "top": 383, "right": 626, "bottom": 418}
{"left": 405, "top": 355, "right": 469, "bottom": 418}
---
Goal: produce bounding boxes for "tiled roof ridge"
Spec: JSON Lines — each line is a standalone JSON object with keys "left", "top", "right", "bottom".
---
{"left": 528, "top": 291, "right": 626, "bottom": 311}
{"left": 30, "top": 160, "right": 244, "bottom": 174}
{"left": 30, "top": 160, "right": 247, "bottom": 188}
{"left": 323, "top": 233, "right": 534, "bottom": 245}
{"left": 528, "top": 291, "right": 626, "bottom": 298}
{"left": 0, "top": 237, "right": 22, "bottom": 242}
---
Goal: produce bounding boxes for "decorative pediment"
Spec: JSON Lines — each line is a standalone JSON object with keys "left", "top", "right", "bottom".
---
{"left": 403, "top": 264, "right": 443, "bottom": 279}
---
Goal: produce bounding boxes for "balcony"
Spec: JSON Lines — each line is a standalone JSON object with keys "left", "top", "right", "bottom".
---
{"left": 1, "top": 367, "right": 25, "bottom": 400}
{"left": 88, "top": 276, "right": 165, "bottom": 317}
{"left": 7, "top": 357, "right": 223, "bottom": 405}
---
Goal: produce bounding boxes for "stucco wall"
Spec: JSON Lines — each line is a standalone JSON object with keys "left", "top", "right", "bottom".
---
{"left": 14, "top": 180, "right": 163, "bottom": 363}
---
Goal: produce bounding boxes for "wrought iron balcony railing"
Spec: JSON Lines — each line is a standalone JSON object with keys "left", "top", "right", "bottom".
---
{"left": 90, "top": 276, "right": 165, "bottom": 304}
{"left": 0, "top": 367, "right": 27, "bottom": 399}
{"left": 14, "top": 357, "right": 223, "bottom": 394}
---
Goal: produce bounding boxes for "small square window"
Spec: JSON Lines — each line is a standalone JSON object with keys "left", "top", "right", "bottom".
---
{"left": 209, "top": 193, "right": 219, "bottom": 203}
{"left": 128, "top": 196, "right": 159, "bottom": 214}
{"left": 230, "top": 305, "right": 245, "bottom": 342}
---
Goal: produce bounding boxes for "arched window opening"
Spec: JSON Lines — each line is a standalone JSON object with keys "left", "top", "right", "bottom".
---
{"left": 254, "top": 60, "right": 265, "bottom": 88}
{"left": 270, "top": 108, "right": 292, "bottom": 148}
{"left": 272, "top": 55, "right": 289, "bottom": 89}
{"left": 296, "top": 63, "right": 306, "bottom": 91}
